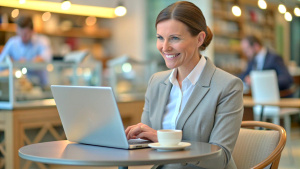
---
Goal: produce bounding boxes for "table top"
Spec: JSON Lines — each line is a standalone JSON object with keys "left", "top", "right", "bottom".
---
{"left": 19, "top": 140, "right": 222, "bottom": 166}
{"left": 243, "top": 96, "right": 300, "bottom": 108}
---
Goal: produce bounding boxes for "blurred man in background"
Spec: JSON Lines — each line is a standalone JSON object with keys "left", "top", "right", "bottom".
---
{"left": 238, "top": 35, "right": 293, "bottom": 97}
{"left": 0, "top": 15, "right": 52, "bottom": 88}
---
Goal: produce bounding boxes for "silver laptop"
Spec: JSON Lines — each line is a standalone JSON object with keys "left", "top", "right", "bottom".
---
{"left": 51, "top": 85, "right": 150, "bottom": 149}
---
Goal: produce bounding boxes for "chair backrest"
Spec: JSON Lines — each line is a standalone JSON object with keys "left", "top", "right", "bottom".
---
{"left": 250, "top": 70, "right": 280, "bottom": 102}
{"left": 232, "top": 121, "right": 286, "bottom": 169}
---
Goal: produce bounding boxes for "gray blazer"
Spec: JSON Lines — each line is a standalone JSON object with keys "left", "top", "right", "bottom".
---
{"left": 142, "top": 57, "right": 243, "bottom": 169}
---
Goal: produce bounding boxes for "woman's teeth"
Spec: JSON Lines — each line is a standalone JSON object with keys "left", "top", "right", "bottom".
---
{"left": 166, "top": 54, "right": 179, "bottom": 58}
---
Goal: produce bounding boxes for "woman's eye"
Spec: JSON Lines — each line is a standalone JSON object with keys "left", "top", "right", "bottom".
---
{"left": 156, "top": 36, "right": 163, "bottom": 40}
{"left": 171, "top": 37, "right": 180, "bottom": 41}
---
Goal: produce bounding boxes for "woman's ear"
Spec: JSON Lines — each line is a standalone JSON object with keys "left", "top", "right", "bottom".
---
{"left": 197, "top": 31, "right": 206, "bottom": 48}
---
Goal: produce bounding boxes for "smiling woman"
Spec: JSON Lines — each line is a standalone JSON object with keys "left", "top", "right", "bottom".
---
{"left": 156, "top": 19, "right": 205, "bottom": 80}
{"left": 125, "top": 1, "right": 244, "bottom": 169}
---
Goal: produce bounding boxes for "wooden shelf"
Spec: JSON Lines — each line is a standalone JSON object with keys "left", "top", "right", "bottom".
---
{"left": 214, "top": 31, "right": 241, "bottom": 39}
{"left": 213, "top": 0, "right": 277, "bottom": 75}
{"left": 0, "top": 23, "right": 111, "bottom": 39}
{"left": 213, "top": 11, "right": 241, "bottom": 22}
{"left": 245, "top": 20, "right": 275, "bottom": 28}
{"left": 214, "top": 46, "right": 242, "bottom": 55}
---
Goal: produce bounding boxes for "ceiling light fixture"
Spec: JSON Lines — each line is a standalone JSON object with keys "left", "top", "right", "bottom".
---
{"left": 19, "top": 0, "right": 26, "bottom": 4}
{"left": 11, "top": 9, "right": 19, "bottom": 18}
{"left": 278, "top": 4, "right": 287, "bottom": 14}
{"left": 258, "top": 0, "right": 267, "bottom": 9}
{"left": 232, "top": 0, "right": 241, "bottom": 17}
{"left": 295, "top": 6, "right": 300, "bottom": 17}
{"left": 0, "top": 1, "right": 116, "bottom": 19}
{"left": 61, "top": 0, "right": 71, "bottom": 10}
{"left": 42, "top": 12, "right": 52, "bottom": 22}
{"left": 114, "top": 1, "right": 127, "bottom": 17}
{"left": 85, "top": 16, "right": 97, "bottom": 26}
{"left": 232, "top": 6, "right": 241, "bottom": 17}
{"left": 284, "top": 12, "right": 292, "bottom": 21}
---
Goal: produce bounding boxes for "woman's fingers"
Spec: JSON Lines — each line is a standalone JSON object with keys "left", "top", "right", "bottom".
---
{"left": 125, "top": 123, "right": 158, "bottom": 141}
{"left": 125, "top": 125, "right": 134, "bottom": 135}
{"left": 136, "top": 124, "right": 158, "bottom": 142}
{"left": 135, "top": 131, "right": 158, "bottom": 142}
{"left": 125, "top": 123, "right": 144, "bottom": 140}
{"left": 125, "top": 123, "right": 142, "bottom": 136}
{"left": 127, "top": 126, "right": 141, "bottom": 140}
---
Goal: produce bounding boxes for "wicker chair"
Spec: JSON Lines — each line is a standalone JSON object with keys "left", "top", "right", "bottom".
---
{"left": 232, "top": 121, "right": 286, "bottom": 169}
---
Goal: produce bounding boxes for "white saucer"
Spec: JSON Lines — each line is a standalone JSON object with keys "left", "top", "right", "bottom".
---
{"left": 148, "top": 142, "right": 191, "bottom": 151}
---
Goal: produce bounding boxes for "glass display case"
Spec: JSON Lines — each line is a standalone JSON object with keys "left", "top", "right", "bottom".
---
{"left": 105, "top": 55, "right": 158, "bottom": 101}
{"left": 0, "top": 57, "right": 102, "bottom": 109}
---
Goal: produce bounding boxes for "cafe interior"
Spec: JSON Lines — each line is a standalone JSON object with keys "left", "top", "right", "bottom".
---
{"left": 0, "top": 0, "right": 300, "bottom": 169}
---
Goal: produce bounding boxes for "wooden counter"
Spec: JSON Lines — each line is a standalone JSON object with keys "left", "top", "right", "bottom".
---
{"left": 0, "top": 100, "right": 144, "bottom": 169}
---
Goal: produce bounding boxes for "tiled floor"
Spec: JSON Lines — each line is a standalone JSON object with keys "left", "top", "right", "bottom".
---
{"left": 278, "top": 126, "right": 300, "bottom": 169}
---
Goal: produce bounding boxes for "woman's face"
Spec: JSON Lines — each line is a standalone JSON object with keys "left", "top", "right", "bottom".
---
{"left": 156, "top": 19, "right": 204, "bottom": 71}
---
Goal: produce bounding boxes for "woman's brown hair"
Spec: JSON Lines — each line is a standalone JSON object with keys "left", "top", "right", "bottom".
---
{"left": 155, "top": 1, "right": 213, "bottom": 51}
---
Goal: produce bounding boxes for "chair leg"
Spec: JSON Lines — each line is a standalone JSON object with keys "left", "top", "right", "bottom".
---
{"left": 283, "top": 115, "right": 294, "bottom": 163}
{"left": 270, "top": 154, "right": 281, "bottom": 169}
{"left": 254, "top": 105, "right": 268, "bottom": 121}
{"left": 272, "top": 116, "right": 280, "bottom": 125}
{"left": 254, "top": 112, "right": 262, "bottom": 130}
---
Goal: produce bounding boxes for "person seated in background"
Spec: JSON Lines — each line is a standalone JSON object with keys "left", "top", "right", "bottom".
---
{"left": 125, "top": 1, "right": 243, "bottom": 169}
{"left": 238, "top": 35, "right": 294, "bottom": 97}
{"left": 0, "top": 15, "right": 52, "bottom": 88}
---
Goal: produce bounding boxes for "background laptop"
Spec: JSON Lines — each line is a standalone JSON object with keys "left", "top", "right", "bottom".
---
{"left": 51, "top": 85, "right": 150, "bottom": 149}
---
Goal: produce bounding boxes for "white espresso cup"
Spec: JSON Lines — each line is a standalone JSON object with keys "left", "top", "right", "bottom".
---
{"left": 157, "top": 129, "right": 182, "bottom": 146}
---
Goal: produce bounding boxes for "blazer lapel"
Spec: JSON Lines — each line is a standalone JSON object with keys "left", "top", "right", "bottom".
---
{"left": 176, "top": 57, "right": 216, "bottom": 130}
{"left": 152, "top": 77, "right": 172, "bottom": 129}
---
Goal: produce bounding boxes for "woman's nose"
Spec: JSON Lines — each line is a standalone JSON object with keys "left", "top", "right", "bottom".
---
{"left": 162, "top": 41, "right": 171, "bottom": 52}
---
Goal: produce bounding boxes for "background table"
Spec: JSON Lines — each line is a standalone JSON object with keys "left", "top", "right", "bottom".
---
{"left": 19, "top": 140, "right": 222, "bottom": 169}
{"left": 243, "top": 96, "right": 300, "bottom": 124}
{"left": 243, "top": 96, "right": 300, "bottom": 108}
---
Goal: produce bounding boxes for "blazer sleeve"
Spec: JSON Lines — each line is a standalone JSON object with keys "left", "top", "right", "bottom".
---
{"left": 211, "top": 78, "right": 243, "bottom": 166}
{"left": 193, "top": 77, "right": 244, "bottom": 169}
{"left": 141, "top": 74, "right": 155, "bottom": 126}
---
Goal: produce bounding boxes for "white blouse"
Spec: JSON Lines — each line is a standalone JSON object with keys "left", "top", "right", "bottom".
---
{"left": 162, "top": 56, "right": 207, "bottom": 129}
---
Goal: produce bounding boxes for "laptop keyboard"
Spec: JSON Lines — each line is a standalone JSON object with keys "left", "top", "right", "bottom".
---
{"left": 128, "top": 139, "right": 152, "bottom": 145}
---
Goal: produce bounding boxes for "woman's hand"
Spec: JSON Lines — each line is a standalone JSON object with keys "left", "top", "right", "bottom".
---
{"left": 125, "top": 123, "right": 158, "bottom": 142}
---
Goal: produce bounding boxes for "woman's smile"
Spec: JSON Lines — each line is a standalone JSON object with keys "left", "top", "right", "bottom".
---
{"left": 165, "top": 53, "right": 180, "bottom": 59}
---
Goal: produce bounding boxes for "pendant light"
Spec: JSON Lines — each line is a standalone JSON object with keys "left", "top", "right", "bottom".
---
{"left": 19, "top": 0, "right": 26, "bottom": 4}
{"left": 115, "top": 1, "right": 127, "bottom": 17}
{"left": 61, "top": 0, "right": 71, "bottom": 10}
{"left": 295, "top": 5, "right": 300, "bottom": 17}
{"left": 284, "top": 12, "right": 292, "bottom": 21}
{"left": 42, "top": 12, "right": 51, "bottom": 22}
{"left": 11, "top": 9, "right": 19, "bottom": 18}
{"left": 232, "top": 0, "right": 241, "bottom": 17}
{"left": 278, "top": 1, "right": 287, "bottom": 14}
{"left": 258, "top": 0, "right": 267, "bottom": 9}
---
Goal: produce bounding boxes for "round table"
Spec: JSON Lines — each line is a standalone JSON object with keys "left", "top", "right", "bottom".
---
{"left": 19, "top": 140, "right": 222, "bottom": 169}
